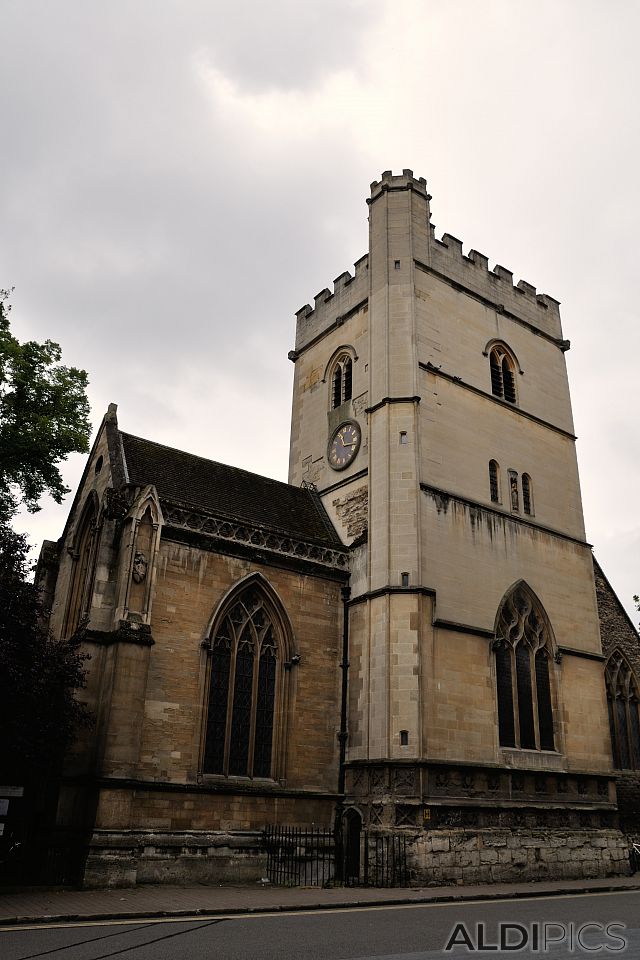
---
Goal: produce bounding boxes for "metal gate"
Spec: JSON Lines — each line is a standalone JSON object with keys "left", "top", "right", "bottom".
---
{"left": 263, "top": 825, "right": 408, "bottom": 887}
{"left": 346, "top": 831, "right": 408, "bottom": 888}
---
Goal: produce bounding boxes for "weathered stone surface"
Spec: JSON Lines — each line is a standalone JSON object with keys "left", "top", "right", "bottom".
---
{"left": 406, "top": 829, "right": 629, "bottom": 886}
{"left": 39, "top": 172, "right": 638, "bottom": 890}
{"left": 332, "top": 486, "right": 368, "bottom": 540}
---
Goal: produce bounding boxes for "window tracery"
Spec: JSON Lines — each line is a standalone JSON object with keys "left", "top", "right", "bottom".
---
{"left": 494, "top": 585, "right": 555, "bottom": 752}
{"left": 331, "top": 355, "right": 353, "bottom": 409}
{"left": 63, "top": 494, "right": 99, "bottom": 638}
{"left": 489, "top": 344, "right": 517, "bottom": 404}
{"left": 606, "top": 652, "right": 640, "bottom": 770}
{"left": 203, "top": 582, "right": 286, "bottom": 779}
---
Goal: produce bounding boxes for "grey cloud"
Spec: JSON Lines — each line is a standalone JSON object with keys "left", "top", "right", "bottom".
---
{"left": 1, "top": 0, "right": 638, "bottom": 620}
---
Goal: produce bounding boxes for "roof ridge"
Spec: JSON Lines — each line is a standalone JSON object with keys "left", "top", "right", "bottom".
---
{"left": 120, "top": 431, "right": 301, "bottom": 493}
{"left": 593, "top": 555, "right": 639, "bottom": 639}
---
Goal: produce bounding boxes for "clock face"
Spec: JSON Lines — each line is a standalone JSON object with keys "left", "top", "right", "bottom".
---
{"left": 328, "top": 421, "right": 361, "bottom": 471}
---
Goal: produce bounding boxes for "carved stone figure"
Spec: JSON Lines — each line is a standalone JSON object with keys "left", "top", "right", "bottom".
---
{"left": 132, "top": 551, "right": 148, "bottom": 583}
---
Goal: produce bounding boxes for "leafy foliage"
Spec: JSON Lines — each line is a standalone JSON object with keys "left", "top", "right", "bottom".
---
{"left": 0, "top": 524, "right": 89, "bottom": 781}
{"left": 0, "top": 289, "right": 91, "bottom": 522}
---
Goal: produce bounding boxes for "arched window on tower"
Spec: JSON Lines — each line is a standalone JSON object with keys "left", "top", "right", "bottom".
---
{"left": 62, "top": 494, "right": 99, "bottom": 638}
{"left": 489, "top": 460, "right": 501, "bottom": 503}
{"left": 522, "top": 474, "right": 534, "bottom": 516}
{"left": 203, "top": 580, "right": 291, "bottom": 779}
{"left": 330, "top": 354, "right": 353, "bottom": 409}
{"left": 606, "top": 652, "right": 640, "bottom": 770}
{"left": 343, "top": 357, "right": 352, "bottom": 402}
{"left": 332, "top": 365, "right": 342, "bottom": 409}
{"left": 493, "top": 584, "right": 556, "bottom": 752}
{"left": 489, "top": 344, "right": 517, "bottom": 404}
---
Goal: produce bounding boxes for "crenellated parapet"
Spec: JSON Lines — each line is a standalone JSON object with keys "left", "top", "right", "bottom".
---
{"left": 293, "top": 170, "right": 565, "bottom": 356}
{"left": 369, "top": 170, "right": 563, "bottom": 340}
{"left": 293, "top": 254, "right": 369, "bottom": 355}
{"left": 368, "top": 168, "right": 429, "bottom": 202}
{"left": 428, "top": 228, "right": 563, "bottom": 341}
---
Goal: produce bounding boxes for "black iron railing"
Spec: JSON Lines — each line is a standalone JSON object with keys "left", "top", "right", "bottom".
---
{"left": 263, "top": 825, "right": 408, "bottom": 887}
{"left": 263, "top": 825, "right": 336, "bottom": 887}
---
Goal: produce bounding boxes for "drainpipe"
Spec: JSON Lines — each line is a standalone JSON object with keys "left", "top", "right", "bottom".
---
{"left": 337, "top": 583, "right": 351, "bottom": 796}
{"left": 334, "top": 583, "right": 351, "bottom": 882}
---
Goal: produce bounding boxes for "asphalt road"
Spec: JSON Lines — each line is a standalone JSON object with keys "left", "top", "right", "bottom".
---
{"left": 1, "top": 891, "right": 639, "bottom": 960}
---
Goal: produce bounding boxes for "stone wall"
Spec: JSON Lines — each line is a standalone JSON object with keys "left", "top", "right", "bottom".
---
{"left": 332, "top": 486, "right": 368, "bottom": 540}
{"left": 595, "top": 559, "right": 640, "bottom": 676}
{"left": 288, "top": 300, "right": 369, "bottom": 495}
{"left": 83, "top": 825, "right": 630, "bottom": 889}
{"left": 407, "top": 829, "right": 629, "bottom": 885}
{"left": 615, "top": 774, "right": 640, "bottom": 839}
{"left": 83, "top": 830, "right": 267, "bottom": 888}
{"left": 594, "top": 558, "right": 640, "bottom": 839}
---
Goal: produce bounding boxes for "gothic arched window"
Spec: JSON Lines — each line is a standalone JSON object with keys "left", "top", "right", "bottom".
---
{"left": 489, "top": 460, "right": 500, "bottom": 503}
{"left": 494, "top": 584, "right": 555, "bottom": 752}
{"left": 606, "top": 652, "right": 640, "bottom": 770}
{"left": 203, "top": 581, "right": 290, "bottom": 779}
{"left": 489, "top": 344, "right": 517, "bottom": 404}
{"left": 331, "top": 355, "right": 353, "bottom": 409}
{"left": 63, "top": 494, "right": 99, "bottom": 638}
{"left": 522, "top": 473, "right": 533, "bottom": 515}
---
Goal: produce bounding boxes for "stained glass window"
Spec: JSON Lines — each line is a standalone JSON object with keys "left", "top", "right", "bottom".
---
{"left": 63, "top": 496, "right": 98, "bottom": 638}
{"left": 203, "top": 586, "right": 281, "bottom": 778}
{"left": 495, "top": 585, "right": 555, "bottom": 751}
{"left": 606, "top": 652, "right": 640, "bottom": 770}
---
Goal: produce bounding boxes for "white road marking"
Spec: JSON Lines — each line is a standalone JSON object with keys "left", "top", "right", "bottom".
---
{"left": 0, "top": 889, "right": 638, "bottom": 933}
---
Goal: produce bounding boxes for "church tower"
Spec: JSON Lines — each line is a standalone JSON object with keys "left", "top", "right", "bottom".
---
{"left": 289, "top": 171, "right": 623, "bottom": 882}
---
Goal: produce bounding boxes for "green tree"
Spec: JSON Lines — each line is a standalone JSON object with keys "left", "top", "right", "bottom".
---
{"left": 0, "top": 289, "right": 91, "bottom": 523}
{"left": 0, "top": 523, "right": 89, "bottom": 781}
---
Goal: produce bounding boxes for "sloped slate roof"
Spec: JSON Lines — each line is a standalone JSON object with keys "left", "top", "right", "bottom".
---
{"left": 120, "top": 432, "right": 341, "bottom": 546}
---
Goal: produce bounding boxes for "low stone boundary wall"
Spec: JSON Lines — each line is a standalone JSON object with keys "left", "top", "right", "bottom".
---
{"left": 408, "top": 829, "right": 630, "bottom": 885}
{"left": 81, "top": 827, "right": 631, "bottom": 888}
{"left": 83, "top": 830, "right": 266, "bottom": 888}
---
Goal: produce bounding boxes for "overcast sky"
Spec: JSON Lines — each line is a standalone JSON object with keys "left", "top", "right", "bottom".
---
{"left": 1, "top": 1, "right": 638, "bottom": 621}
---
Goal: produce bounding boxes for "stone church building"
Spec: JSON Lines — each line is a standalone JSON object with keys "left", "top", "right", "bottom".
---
{"left": 38, "top": 170, "right": 638, "bottom": 886}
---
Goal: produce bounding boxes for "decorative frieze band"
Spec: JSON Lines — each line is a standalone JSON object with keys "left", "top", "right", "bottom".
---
{"left": 162, "top": 503, "right": 349, "bottom": 571}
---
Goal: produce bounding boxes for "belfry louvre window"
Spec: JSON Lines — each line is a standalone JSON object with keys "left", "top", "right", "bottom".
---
{"left": 606, "top": 652, "right": 640, "bottom": 770}
{"left": 204, "top": 585, "right": 283, "bottom": 778}
{"left": 494, "top": 585, "right": 555, "bottom": 751}
{"left": 331, "top": 355, "right": 353, "bottom": 408}
{"left": 489, "top": 345, "right": 517, "bottom": 404}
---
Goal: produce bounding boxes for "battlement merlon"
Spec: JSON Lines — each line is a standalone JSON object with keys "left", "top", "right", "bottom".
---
{"left": 368, "top": 168, "right": 429, "bottom": 203}
{"left": 367, "top": 169, "right": 563, "bottom": 341}
{"left": 293, "top": 253, "right": 369, "bottom": 355}
{"left": 429, "top": 228, "right": 563, "bottom": 341}
{"left": 292, "top": 171, "right": 565, "bottom": 356}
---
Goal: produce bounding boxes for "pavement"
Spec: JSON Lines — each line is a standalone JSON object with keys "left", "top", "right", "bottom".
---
{"left": 0, "top": 875, "right": 639, "bottom": 926}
